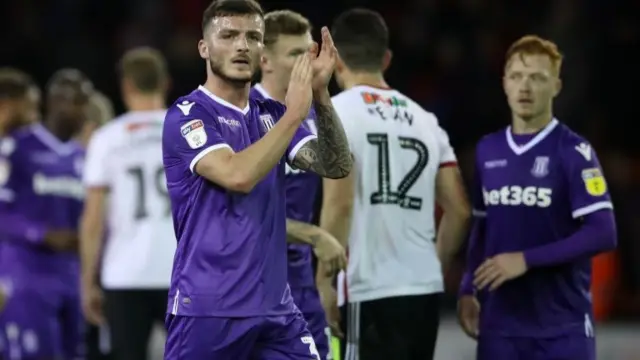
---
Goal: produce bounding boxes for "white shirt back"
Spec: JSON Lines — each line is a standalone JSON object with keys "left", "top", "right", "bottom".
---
{"left": 83, "top": 110, "right": 175, "bottom": 289}
{"left": 332, "top": 85, "right": 457, "bottom": 303}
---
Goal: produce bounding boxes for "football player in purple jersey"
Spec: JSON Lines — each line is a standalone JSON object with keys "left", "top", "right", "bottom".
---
{"left": 0, "top": 68, "right": 92, "bottom": 359}
{"left": 459, "top": 36, "right": 616, "bottom": 360}
{"left": 161, "top": 0, "right": 351, "bottom": 359}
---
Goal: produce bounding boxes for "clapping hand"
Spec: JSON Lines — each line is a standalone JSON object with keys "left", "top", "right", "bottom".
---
{"left": 310, "top": 27, "right": 338, "bottom": 93}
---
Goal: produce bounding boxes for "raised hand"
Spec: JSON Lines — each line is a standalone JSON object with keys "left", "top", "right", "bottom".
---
{"left": 310, "top": 27, "right": 338, "bottom": 92}
{"left": 285, "top": 52, "right": 313, "bottom": 121}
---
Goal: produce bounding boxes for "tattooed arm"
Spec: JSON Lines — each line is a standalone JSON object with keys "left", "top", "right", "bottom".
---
{"left": 291, "top": 92, "right": 352, "bottom": 178}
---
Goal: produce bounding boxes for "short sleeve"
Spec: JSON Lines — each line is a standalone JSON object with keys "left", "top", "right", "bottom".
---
{"left": 287, "top": 125, "right": 316, "bottom": 164}
{"left": 83, "top": 128, "right": 111, "bottom": 187}
{"left": 163, "top": 102, "right": 231, "bottom": 173}
{"left": 436, "top": 125, "right": 457, "bottom": 167}
{"left": 471, "top": 146, "right": 486, "bottom": 217}
{"left": 564, "top": 141, "right": 613, "bottom": 218}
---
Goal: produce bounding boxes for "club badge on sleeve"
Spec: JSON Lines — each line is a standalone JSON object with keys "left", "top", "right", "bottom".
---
{"left": 581, "top": 168, "right": 607, "bottom": 196}
{"left": 181, "top": 119, "right": 207, "bottom": 149}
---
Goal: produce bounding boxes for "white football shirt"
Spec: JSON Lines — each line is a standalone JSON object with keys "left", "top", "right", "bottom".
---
{"left": 332, "top": 85, "right": 457, "bottom": 303}
{"left": 83, "top": 110, "right": 176, "bottom": 289}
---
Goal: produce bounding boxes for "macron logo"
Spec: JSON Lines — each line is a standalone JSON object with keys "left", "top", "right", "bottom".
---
{"left": 177, "top": 101, "right": 195, "bottom": 116}
{"left": 575, "top": 143, "right": 592, "bottom": 161}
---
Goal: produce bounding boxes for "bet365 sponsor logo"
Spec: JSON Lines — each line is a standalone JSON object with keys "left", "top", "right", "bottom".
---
{"left": 483, "top": 185, "right": 552, "bottom": 208}
{"left": 33, "top": 173, "right": 84, "bottom": 200}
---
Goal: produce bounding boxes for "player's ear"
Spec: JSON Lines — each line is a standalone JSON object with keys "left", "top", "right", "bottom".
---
{"left": 553, "top": 78, "right": 562, "bottom": 97}
{"left": 260, "top": 53, "right": 272, "bottom": 73}
{"left": 382, "top": 49, "right": 393, "bottom": 72}
{"left": 121, "top": 77, "right": 134, "bottom": 97}
{"left": 198, "top": 39, "right": 209, "bottom": 60}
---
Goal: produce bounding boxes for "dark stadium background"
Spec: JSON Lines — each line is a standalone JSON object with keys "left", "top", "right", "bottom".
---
{"left": 2, "top": 0, "right": 639, "bottom": 358}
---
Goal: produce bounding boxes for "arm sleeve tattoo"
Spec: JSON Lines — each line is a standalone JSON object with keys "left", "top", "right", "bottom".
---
{"left": 292, "top": 100, "right": 352, "bottom": 178}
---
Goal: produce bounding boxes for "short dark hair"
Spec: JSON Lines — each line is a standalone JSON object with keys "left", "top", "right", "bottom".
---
{"left": 264, "top": 10, "right": 312, "bottom": 47}
{"left": 331, "top": 8, "right": 389, "bottom": 72}
{"left": 118, "top": 47, "right": 169, "bottom": 93}
{"left": 202, "top": 0, "right": 264, "bottom": 34}
{"left": 0, "top": 68, "right": 34, "bottom": 100}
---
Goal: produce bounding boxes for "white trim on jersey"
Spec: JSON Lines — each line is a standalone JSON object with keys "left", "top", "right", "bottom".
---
{"left": 198, "top": 85, "right": 250, "bottom": 115}
{"left": 287, "top": 135, "right": 317, "bottom": 163}
{"left": 506, "top": 119, "right": 559, "bottom": 155}
{"left": 189, "top": 143, "right": 232, "bottom": 173}
{"left": 572, "top": 201, "right": 613, "bottom": 219}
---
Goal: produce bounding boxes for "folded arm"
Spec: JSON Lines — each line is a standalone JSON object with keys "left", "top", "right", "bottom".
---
{"left": 286, "top": 218, "right": 322, "bottom": 246}
{"left": 524, "top": 210, "right": 617, "bottom": 268}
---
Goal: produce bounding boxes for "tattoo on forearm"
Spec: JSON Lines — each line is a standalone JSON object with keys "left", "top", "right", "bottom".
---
{"left": 292, "top": 101, "right": 352, "bottom": 178}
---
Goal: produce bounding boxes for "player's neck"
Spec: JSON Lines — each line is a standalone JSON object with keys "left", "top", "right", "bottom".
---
{"left": 259, "top": 79, "right": 285, "bottom": 103}
{"left": 125, "top": 94, "right": 165, "bottom": 112}
{"left": 342, "top": 72, "right": 389, "bottom": 91}
{"left": 511, "top": 111, "right": 554, "bottom": 134}
{"left": 204, "top": 74, "right": 250, "bottom": 110}
{"left": 43, "top": 118, "right": 74, "bottom": 143}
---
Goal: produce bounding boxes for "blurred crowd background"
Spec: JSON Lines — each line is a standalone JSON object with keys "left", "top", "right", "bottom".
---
{"left": 2, "top": 0, "right": 639, "bottom": 358}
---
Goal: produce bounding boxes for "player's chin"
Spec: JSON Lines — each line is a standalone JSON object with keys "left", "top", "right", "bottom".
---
{"left": 514, "top": 108, "right": 536, "bottom": 120}
{"left": 224, "top": 69, "right": 253, "bottom": 83}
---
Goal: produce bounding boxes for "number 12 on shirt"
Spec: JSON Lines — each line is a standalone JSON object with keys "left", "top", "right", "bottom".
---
{"left": 367, "top": 133, "right": 429, "bottom": 210}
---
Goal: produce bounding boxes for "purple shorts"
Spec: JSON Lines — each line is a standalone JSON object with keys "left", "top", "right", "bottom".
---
{"left": 477, "top": 334, "right": 596, "bottom": 360}
{"left": 164, "top": 311, "right": 320, "bottom": 360}
{"left": 291, "top": 287, "right": 331, "bottom": 360}
{"left": 0, "top": 274, "right": 84, "bottom": 360}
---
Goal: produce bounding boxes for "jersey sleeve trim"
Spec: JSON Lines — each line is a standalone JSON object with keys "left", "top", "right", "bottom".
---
{"left": 287, "top": 134, "right": 317, "bottom": 163}
{"left": 572, "top": 201, "right": 613, "bottom": 219}
{"left": 439, "top": 161, "right": 457, "bottom": 168}
{"left": 189, "top": 143, "right": 232, "bottom": 173}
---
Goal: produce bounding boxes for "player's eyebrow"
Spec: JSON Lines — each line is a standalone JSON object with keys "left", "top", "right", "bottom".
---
{"left": 288, "top": 48, "right": 306, "bottom": 56}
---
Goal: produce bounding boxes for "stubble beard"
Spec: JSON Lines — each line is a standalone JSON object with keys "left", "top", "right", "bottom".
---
{"left": 209, "top": 58, "right": 253, "bottom": 88}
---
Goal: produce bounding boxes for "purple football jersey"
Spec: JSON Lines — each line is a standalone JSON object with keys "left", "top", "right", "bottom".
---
{"left": 0, "top": 123, "right": 84, "bottom": 276}
{"left": 472, "top": 119, "right": 613, "bottom": 337}
{"left": 163, "top": 86, "right": 317, "bottom": 317}
{"left": 251, "top": 84, "right": 322, "bottom": 290}
{"left": 0, "top": 124, "right": 85, "bottom": 359}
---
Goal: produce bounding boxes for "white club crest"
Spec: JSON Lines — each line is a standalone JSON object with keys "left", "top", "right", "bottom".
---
{"left": 260, "top": 114, "right": 274, "bottom": 132}
{"left": 531, "top": 156, "right": 549, "bottom": 178}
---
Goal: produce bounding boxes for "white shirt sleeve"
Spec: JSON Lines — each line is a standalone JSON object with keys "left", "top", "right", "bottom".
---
{"left": 83, "top": 128, "right": 112, "bottom": 187}
{"left": 436, "top": 125, "right": 457, "bottom": 166}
